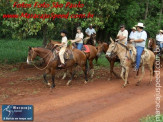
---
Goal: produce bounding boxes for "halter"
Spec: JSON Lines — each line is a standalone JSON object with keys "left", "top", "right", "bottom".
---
{"left": 110, "top": 42, "right": 131, "bottom": 60}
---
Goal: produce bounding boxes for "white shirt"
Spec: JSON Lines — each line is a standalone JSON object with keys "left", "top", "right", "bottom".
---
{"left": 135, "top": 30, "right": 147, "bottom": 47}
{"left": 117, "top": 30, "right": 128, "bottom": 43}
{"left": 75, "top": 32, "right": 84, "bottom": 43}
{"left": 85, "top": 28, "right": 96, "bottom": 36}
{"left": 129, "top": 31, "right": 137, "bottom": 40}
{"left": 61, "top": 36, "right": 68, "bottom": 47}
{"left": 156, "top": 34, "right": 163, "bottom": 42}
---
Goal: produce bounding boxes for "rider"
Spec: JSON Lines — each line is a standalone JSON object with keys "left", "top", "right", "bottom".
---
{"left": 129, "top": 27, "right": 137, "bottom": 47}
{"left": 84, "top": 24, "right": 96, "bottom": 44}
{"left": 70, "top": 27, "right": 84, "bottom": 50}
{"left": 55, "top": 30, "right": 68, "bottom": 68}
{"left": 117, "top": 24, "right": 128, "bottom": 45}
{"left": 156, "top": 30, "right": 163, "bottom": 49}
{"left": 130, "top": 22, "right": 147, "bottom": 71}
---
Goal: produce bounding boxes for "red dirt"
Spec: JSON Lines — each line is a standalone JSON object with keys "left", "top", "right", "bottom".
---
{"left": 0, "top": 64, "right": 162, "bottom": 122}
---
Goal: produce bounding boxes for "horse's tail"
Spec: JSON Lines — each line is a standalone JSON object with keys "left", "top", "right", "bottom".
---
{"left": 153, "top": 60, "right": 155, "bottom": 76}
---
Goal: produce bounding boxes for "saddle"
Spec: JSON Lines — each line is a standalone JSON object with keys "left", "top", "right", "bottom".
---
{"left": 52, "top": 47, "right": 73, "bottom": 60}
{"left": 81, "top": 45, "right": 90, "bottom": 53}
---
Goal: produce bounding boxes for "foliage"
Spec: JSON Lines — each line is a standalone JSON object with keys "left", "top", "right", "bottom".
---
{"left": 140, "top": 114, "right": 163, "bottom": 122}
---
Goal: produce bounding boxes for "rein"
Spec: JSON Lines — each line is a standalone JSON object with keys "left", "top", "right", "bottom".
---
{"left": 31, "top": 49, "right": 54, "bottom": 71}
{"left": 112, "top": 42, "right": 131, "bottom": 60}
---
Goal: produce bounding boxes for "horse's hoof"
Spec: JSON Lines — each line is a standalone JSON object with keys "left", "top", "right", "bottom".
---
{"left": 147, "top": 82, "right": 152, "bottom": 86}
{"left": 136, "top": 82, "right": 140, "bottom": 86}
{"left": 108, "top": 78, "right": 111, "bottom": 81}
{"left": 66, "top": 80, "right": 71, "bottom": 86}
{"left": 51, "top": 85, "right": 55, "bottom": 88}
{"left": 122, "top": 84, "right": 126, "bottom": 88}
{"left": 47, "top": 82, "right": 51, "bottom": 86}
{"left": 84, "top": 81, "right": 87, "bottom": 84}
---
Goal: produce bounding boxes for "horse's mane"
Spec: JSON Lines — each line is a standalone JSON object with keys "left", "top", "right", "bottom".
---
{"left": 117, "top": 42, "right": 129, "bottom": 50}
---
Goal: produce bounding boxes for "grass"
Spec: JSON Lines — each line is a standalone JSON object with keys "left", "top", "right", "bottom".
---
{"left": 0, "top": 38, "right": 42, "bottom": 64}
{"left": 140, "top": 115, "right": 163, "bottom": 122}
{"left": 0, "top": 38, "right": 119, "bottom": 67}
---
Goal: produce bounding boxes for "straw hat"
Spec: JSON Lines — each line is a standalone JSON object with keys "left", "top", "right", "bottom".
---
{"left": 135, "top": 22, "right": 145, "bottom": 28}
{"left": 159, "top": 30, "right": 163, "bottom": 33}
{"left": 132, "top": 27, "right": 136, "bottom": 30}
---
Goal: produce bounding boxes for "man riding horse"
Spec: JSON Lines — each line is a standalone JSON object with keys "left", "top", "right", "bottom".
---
{"left": 156, "top": 30, "right": 163, "bottom": 51}
{"left": 130, "top": 22, "right": 147, "bottom": 72}
{"left": 84, "top": 24, "right": 96, "bottom": 46}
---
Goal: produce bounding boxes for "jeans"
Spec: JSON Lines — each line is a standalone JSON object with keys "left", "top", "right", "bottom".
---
{"left": 160, "top": 43, "right": 163, "bottom": 48}
{"left": 76, "top": 43, "right": 83, "bottom": 50}
{"left": 136, "top": 46, "right": 144, "bottom": 70}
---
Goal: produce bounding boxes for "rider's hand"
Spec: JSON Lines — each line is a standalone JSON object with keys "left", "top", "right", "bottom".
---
{"left": 130, "top": 40, "right": 134, "bottom": 42}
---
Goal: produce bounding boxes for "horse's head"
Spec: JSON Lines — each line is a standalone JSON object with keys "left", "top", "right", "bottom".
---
{"left": 45, "top": 40, "right": 55, "bottom": 50}
{"left": 91, "top": 33, "right": 96, "bottom": 45}
{"left": 27, "top": 47, "right": 38, "bottom": 64}
{"left": 106, "top": 38, "right": 118, "bottom": 58}
{"left": 148, "top": 38, "right": 153, "bottom": 48}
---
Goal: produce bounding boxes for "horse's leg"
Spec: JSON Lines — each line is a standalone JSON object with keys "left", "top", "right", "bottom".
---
{"left": 43, "top": 69, "right": 50, "bottom": 83}
{"left": 82, "top": 65, "right": 88, "bottom": 84}
{"left": 120, "top": 67, "right": 125, "bottom": 81}
{"left": 51, "top": 68, "right": 56, "bottom": 88}
{"left": 148, "top": 62, "right": 154, "bottom": 85}
{"left": 89, "top": 59, "right": 94, "bottom": 78}
{"left": 136, "top": 66, "right": 145, "bottom": 86}
{"left": 66, "top": 68, "right": 74, "bottom": 86}
{"left": 123, "top": 67, "right": 129, "bottom": 87}
{"left": 108, "top": 60, "right": 114, "bottom": 80}
{"left": 62, "top": 69, "right": 67, "bottom": 80}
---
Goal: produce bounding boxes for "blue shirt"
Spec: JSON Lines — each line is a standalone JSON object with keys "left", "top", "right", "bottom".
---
{"left": 135, "top": 30, "right": 147, "bottom": 47}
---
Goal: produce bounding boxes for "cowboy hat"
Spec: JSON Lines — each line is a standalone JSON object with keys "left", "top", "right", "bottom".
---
{"left": 135, "top": 22, "right": 145, "bottom": 28}
{"left": 159, "top": 30, "right": 163, "bottom": 33}
{"left": 60, "top": 30, "right": 67, "bottom": 35}
{"left": 131, "top": 27, "right": 136, "bottom": 30}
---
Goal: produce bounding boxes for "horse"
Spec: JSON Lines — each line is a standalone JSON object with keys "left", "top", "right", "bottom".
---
{"left": 27, "top": 47, "right": 88, "bottom": 88}
{"left": 148, "top": 38, "right": 163, "bottom": 67}
{"left": 84, "top": 33, "right": 96, "bottom": 46}
{"left": 148, "top": 38, "right": 157, "bottom": 52}
{"left": 106, "top": 38, "right": 155, "bottom": 87}
{"left": 46, "top": 40, "right": 97, "bottom": 78}
{"left": 96, "top": 42, "right": 120, "bottom": 80}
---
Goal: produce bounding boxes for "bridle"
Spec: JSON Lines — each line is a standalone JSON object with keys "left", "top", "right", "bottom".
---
{"left": 28, "top": 48, "right": 54, "bottom": 70}
{"left": 109, "top": 42, "right": 131, "bottom": 60}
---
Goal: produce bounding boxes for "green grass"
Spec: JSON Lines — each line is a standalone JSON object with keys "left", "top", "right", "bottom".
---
{"left": 140, "top": 115, "right": 163, "bottom": 122}
{"left": 0, "top": 39, "right": 119, "bottom": 67}
{"left": 0, "top": 38, "right": 42, "bottom": 64}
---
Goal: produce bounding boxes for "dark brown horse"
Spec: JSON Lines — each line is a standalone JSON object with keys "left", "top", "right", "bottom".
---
{"left": 27, "top": 47, "right": 88, "bottom": 88}
{"left": 148, "top": 38, "right": 157, "bottom": 52}
{"left": 84, "top": 33, "right": 96, "bottom": 46}
{"left": 148, "top": 38, "right": 163, "bottom": 67}
{"left": 46, "top": 40, "right": 97, "bottom": 78}
{"left": 96, "top": 42, "right": 120, "bottom": 80}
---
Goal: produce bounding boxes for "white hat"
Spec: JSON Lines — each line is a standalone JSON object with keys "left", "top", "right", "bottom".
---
{"left": 135, "top": 22, "right": 145, "bottom": 28}
{"left": 159, "top": 30, "right": 163, "bottom": 33}
{"left": 90, "top": 24, "right": 92, "bottom": 26}
{"left": 132, "top": 27, "right": 136, "bottom": 30}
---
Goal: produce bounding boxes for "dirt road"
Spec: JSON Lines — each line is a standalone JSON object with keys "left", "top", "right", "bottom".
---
{"left": 0, "top": 65, "right": 162, "bottom": 122}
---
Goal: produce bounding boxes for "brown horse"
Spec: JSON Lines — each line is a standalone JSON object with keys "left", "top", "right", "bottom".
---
{"left": 27, "top": 47, "right": 88, "bottom": 88}
{"left": 148, "top": 38, "right": 157, "bottom": 52}
{"left": 106, "top": 38, "right": 155, "bottom": 87}
{"left": 148, "top": 38, "right": 163, "bottom": 60}
{"left": 84, "top": 33, "right": 96, "bottom": 46}
{"left": 46, "top": 40, "right": 97, "bottom": 78}
{"left": 96, "top": 42, "right": 120, "bottom": 80}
